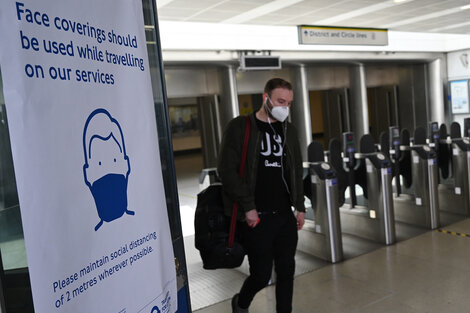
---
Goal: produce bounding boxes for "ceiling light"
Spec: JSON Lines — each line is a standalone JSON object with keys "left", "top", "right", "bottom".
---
{"left": 156, "top": 0, "right": 176, "bottom": 9}
{"left": 315, "top": 1, "right": 394, "bottom": 24}
{"left": 461, "top": 4, "right": 470, "bottom": 10}
{"left": 429, "top": 20, "right": 470, "bottom": 32}
{"left": 314, "top": 0, "right": 415, "bottom": 25}
{"left": 384, "top": 6, "right": 461, "bottom": 28}
{"left": 222, "top": 0, "right": 303, "bottom": 24}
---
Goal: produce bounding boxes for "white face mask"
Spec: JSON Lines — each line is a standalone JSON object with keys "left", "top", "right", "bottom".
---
{"left": 265, "top": 97, "right": 289, "bottom": 122}
{"left": 271, "top": 106, "right": 289, "bottom": 122}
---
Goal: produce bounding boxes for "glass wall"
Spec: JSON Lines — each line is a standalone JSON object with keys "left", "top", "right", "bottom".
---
{"left": 0, "top": 62, "right": 35, "bottom": 311}
{"left": 0, "top": 71, "right": 27, "bottom": 272}
{"left": 0, "top": 1, "right": 190, "bottom": 311}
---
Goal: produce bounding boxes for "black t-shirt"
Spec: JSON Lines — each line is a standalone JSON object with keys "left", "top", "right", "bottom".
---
{"left": 255, "top": 117, "right": 291, "bottom": 213}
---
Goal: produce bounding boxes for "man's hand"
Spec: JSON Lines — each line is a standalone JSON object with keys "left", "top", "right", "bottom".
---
{"left": 296, "top": 212, "right": 305, "bottom": 230}
{"left": 245, "top": 209, "right": 260, "bottom": 228}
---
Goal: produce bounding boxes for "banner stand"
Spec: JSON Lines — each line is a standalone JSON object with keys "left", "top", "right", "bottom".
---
{"left": 0, "top": 0, "right": 181, "bottom": 311}
{"left": 0, "top": 251, "right": 6, "bottom": 313}
{"left": 146, "top": 0, "right": 192, "bottom": 311}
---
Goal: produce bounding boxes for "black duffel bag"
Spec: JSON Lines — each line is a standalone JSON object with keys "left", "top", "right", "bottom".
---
{"left": 194, "top": 184, "right": 245, "bottom": 269}
{"left": 194, "top": 115, "right": 251, "bottom": 270}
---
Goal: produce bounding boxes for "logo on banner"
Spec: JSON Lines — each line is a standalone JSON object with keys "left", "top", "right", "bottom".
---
{"left": 151, "top": 306, "right": 161, "bottom": 313}
{"left": 83, "top": 108, "right": 135, "bottom": 231}
{"left": 160, "top": 291, "right": 172, "bottom": 313}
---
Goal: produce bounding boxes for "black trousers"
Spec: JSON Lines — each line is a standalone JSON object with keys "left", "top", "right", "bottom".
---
{"left": 238, "top": 211, "right": 298, "bottom": 313}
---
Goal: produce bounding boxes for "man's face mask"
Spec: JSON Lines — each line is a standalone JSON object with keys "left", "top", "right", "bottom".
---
{"left": 265, "top": 96, "right": 289, "bottom": 122}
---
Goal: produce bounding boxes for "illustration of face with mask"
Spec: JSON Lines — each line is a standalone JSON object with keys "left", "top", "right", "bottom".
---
{"left": 83, "top": 108, "right": 134, "bottom": 231}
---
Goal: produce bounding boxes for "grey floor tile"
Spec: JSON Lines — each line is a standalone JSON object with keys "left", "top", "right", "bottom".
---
{"left": 301, "top": 274, "right": 390, "bottom": 310}
{"left": 193, "top": 298, "right": 231, "bottom": 313}
{"left": 350, "top": 294, "right": 422, "bottom": 313}
{"left": 392, "top": 283, "right": 470, "bottom": 313}
{"left": 390, "top": 230, "right": 470, "bottom": 261}
{"left": 293, "top": 291, "right": 349, "bottom": 313}
{"left": 441, "top": 217, "right": 470, "bottom": 234}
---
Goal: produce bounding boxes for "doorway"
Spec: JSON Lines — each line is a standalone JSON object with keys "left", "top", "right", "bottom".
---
{"left": 309, "top": 88, "right": 351, "bottom": 150}
{"left": 367, "top": 86, "right": 399, "bottom": 142}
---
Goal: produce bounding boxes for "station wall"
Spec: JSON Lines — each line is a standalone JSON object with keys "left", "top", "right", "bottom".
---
{"left": 448, "top": 49, "right": 470, "bottom": 128}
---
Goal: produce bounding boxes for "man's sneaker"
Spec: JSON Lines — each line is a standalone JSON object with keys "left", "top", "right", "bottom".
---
{"left": 231, "top": 294, "right": 249, "bottom": 313}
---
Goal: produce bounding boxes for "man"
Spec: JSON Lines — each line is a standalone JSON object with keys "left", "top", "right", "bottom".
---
{"left": 217, "top": 78, "right": 305, "bottom": 313}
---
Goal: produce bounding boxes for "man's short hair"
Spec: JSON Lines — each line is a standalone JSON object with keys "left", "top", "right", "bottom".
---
{"left": 264, "top": 78, "right": 293, "bottom": 96}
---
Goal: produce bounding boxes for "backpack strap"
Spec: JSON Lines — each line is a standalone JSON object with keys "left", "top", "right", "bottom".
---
{"left": 228, "top": 115, "right": 251, "bottom": 247}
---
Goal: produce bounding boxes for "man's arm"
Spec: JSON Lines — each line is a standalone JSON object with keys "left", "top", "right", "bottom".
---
{"left": 217, "top": 117, "right": 256, "bottom": 213}
{"left": 296, "top": 212, "right": 305, "bottom": 230}
{"left": 245, "top": 209, "right": 260, "bottom": 228}
{"left": 291, "top": 124, "right": 306, "bottom": 213}
{"left": 289, "top": 123, "right": 306, "bottom": 230}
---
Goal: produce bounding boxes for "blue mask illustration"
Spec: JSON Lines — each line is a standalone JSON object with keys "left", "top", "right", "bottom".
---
{"left": 83, "top": 108, "right": 134, "bottom": 231}
{"left": 90, "top": 173, "right": 129, "bottom": 223}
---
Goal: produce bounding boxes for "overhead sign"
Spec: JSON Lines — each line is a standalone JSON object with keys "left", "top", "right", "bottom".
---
{"left": 0, "top": 0, "right": 177, "bottom": 312}
{"left": 298, "top": 25, "right": 388, "bottom": 46}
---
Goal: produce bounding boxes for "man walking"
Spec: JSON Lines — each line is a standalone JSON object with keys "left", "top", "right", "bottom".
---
{"left": 217, "top": 78, "right": 305, "bottom": 313}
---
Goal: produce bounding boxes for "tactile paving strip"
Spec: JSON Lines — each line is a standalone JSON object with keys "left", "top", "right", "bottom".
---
{"left": 188, "top": 264, "right": 247, "bottom": 310}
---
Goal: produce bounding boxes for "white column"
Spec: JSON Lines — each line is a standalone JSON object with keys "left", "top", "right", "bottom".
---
{"left": 219, "top": 65, "right": 240, "bottom": 129}
{"left": 349, "top": 64, "right": 369, "bottom": 141}
{"left": 291, "top": 65, "right": 311, "bottom": 161}
{"left": 428, "top": 58, "right": 445, "bottom": 124}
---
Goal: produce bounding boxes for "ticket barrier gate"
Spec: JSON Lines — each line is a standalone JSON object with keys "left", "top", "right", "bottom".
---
{"left": 201, "top": 164, "right": 344, "bottom": 264}
{"left": 329, "top": 134, "right": 396, "bottom": 245}
{"left": 437, "top": 121, "right": 470, "bottom": 216}
{"left": 301, "top": 142, "right": 343, "bottom": 263}
{"left": 382, "top": 126, "right": 440, "bottom": 229}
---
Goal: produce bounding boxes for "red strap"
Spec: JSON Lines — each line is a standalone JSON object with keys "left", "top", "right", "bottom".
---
{"left": 228, "top": 116, "right": 251, "bottom": 247}
{"left": 239, "top": 116, "right": 251, "bottom": 177}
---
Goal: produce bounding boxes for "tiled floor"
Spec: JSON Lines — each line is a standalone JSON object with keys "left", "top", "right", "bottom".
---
{"left": 195, "top": 218, "right": 470, "bottom": 313}
{"left": 176, "top": 153, "right": 332, "bottom": 311}
{"left": 1, "top": 151, "right": 468, "bottom": 312}
{"left": 174, "top": 152, "right": 470, "bottom": 313}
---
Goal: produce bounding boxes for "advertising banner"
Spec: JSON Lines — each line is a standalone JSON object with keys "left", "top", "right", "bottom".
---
{"left": 450, "top": 80, "right": 470, "bottom": 114}
{"left": 0, "top": 1, "right": 177, "bottom": 312}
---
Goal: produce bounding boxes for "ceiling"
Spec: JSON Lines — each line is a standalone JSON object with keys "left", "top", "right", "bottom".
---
{"left": 156, "top": 0, "right": 470, "bottom": 35}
